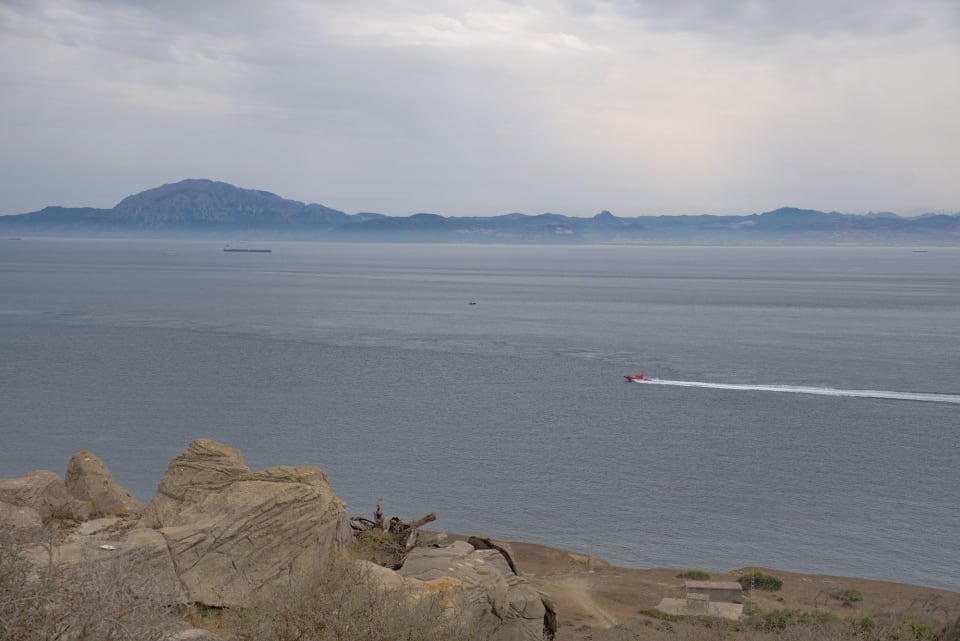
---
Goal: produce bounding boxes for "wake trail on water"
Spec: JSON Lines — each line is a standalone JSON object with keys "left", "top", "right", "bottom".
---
{"left": 632, "top": 379, "right": 960, "bottom": 404}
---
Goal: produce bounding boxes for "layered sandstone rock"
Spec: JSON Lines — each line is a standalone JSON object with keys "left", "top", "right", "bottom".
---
{"left": 139, "top": 439, "right": 353, "bottom": 607}
{"left": 34, "top": 520, "right": 188, "bottom": 604}
{"left": 357, "top": 539, "right": 555, "bottom": 641}
{"left": 1, "top": 440, "right": 554, "bottom": 639}
{"left": 0, "top": 469, "right": 89, "bottom": 523}
{"left": 0, "top": 499, "right": 43, "bottom": 529}
{"left": 65, "top": 450, "right": 145, "bottom": 518}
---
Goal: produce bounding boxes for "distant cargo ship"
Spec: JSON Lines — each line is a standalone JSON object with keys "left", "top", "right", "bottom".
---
{"left": 223, "top": 247, "right": 272, "bottom": 253}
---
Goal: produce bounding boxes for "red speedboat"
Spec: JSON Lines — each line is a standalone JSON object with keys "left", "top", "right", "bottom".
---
{"left": 624, "top": 373, "right": 652, "bottom": 382}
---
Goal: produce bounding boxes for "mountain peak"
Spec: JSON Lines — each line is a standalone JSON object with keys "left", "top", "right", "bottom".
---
{"left": 2, "top": 179, "right": 957, "bottom": 244}
{"left": 113, "top": 179, "right": 301, "bottom": 216}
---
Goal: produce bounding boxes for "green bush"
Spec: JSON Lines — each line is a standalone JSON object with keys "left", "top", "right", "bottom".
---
{"left": 738, "top": 571, "right": 783, "bottom": 591}
{"left": 676, "top": 569, "right": 711, "bottom": 580}
{"left": 830, "top": 588, "right": 864, "bottom": 605}
{"left": 741, "top": 608, "right": 832, "bottom": 633}
{"left": 852, "top": 614, "right": 875, "bottom": 632}
{"left": 902, "top": 616, "right": 937, "bottom": 641}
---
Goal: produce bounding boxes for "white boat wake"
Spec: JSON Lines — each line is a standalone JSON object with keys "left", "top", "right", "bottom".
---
{"left": 631, "top": 379, "right": 960, "bottom": 404}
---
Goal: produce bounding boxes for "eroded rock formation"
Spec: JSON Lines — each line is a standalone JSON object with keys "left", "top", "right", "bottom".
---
{"left": 0, "top": 469, "right": 89, "bottom": 523}
{"left": 139, "top": 439, "right": 353, "bottom": 607}
{"left": 65, "top": 450, "right": 145, "bottom": 518}
{"left": 1, "top": 439, "right": 556, "bottom": 640}
{"left": 400, "top": 540, "right": 556, "bottom": 641}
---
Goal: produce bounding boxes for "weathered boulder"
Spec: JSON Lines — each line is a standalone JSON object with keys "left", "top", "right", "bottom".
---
{"left": 140, "top": 439, "right": 353, "bottom": 607}
{"left": 0, "top": 469, "right": 89, "bottom": 523}
{"left": 29, "top": 520, "right": 188, "bottom": 604}
{"left": 0, "top": 499, "right": 43, "bottom": 530}
{"left": 2, "top": 441, "right": 556, "bottom": 638}
{"left": 65, "top": 450, "right": 145, "bottom": 518}
{"left": 391, "top": 540, "right": 556, "bottom": 641}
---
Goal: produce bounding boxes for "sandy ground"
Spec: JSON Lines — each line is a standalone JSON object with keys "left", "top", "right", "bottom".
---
{"left": 505, "top": 540, "right": 960, "bottom": 641}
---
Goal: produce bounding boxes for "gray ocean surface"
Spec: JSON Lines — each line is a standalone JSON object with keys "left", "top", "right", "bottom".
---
{"left": 1, "top": 239, "right": 958, "bottom": 590}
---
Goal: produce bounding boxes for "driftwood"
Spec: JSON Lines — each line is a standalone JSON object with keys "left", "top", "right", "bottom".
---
{"left": 349, "top": 517, "right": 376, "bottom": 530}
{"left": 349, "top": 503, "right": 437, "bottom": 569}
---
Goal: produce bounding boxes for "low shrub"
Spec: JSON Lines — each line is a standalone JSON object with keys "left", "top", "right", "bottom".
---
{"left": 352, "top": 529, "right": 406, "bottom": 568}
{"left": 738, "top": 571, "right": 783, "bottom": 591}
{"left": 643, "top": 609, "right": 953, "bottom": 641}
{"left": 846, "top": 614, "right": 941, "bottom": 641}
{"left": 902, "top": 616, "right": 937, "bottom": 641}
{"left": 0, "top": 527, "right": 182, "bottom": 641}
{"left": 852, "top": 613, "right": 875, "bottom": 632}
{"left": 830, "top": 588, "right": 864, "bottom": 605}
{"left": 741, "top": 607, "right": 833, "bottom": 633}
{"left": 676, "top": 569, "right": 711, "bottom": 580}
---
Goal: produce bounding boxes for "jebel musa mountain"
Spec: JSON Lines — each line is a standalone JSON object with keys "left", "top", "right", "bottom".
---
{"left": 2, "top": 178, "right": 957, "bottom": 244}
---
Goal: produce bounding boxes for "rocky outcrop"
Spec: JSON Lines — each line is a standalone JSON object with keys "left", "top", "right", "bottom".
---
{"left": 33, "top": 518, "right": 188, "bottom": 604}
{"left": 0, "top": 453, "right": 144, "bottom": 524}
{"left": 1, "top": 440, "right": 554, "bottom": 639}
{"left": 65, "top": 451, "right": 145, "bottom": 518}
{"left": 0, "top": 500, "right": 43, "bottom": 529}
{"left": 357, "top": 539, "right": 555, "bottom": 641}
{"left": 1, "top": 441, "right": 353, "bottom": 609}
{"left": 0, "top": 469, "right": 90, "bottom": 523}
{"left": 139, "top": 439, "right": 353, "bottom": 607}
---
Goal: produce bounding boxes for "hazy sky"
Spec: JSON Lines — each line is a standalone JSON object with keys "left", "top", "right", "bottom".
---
{"left": 1, "top": 0, "right": 958, "bottom": 217}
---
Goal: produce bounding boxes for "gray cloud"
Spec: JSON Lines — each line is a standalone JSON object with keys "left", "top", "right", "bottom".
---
{"left": 564, "top": 0, "right": 957, "bottom": 39}
{"left": 1, "top": 0, "right": 957, "bottom": 216}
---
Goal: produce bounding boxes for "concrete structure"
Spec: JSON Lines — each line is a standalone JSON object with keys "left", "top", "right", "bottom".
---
{"left": 684, "top": 580, "right": 743, "bottom": 604}
{"left": 654, "top": 580, "right": 745, "bottom": 620}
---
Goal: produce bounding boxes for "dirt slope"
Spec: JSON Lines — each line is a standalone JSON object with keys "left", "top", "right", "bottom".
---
{"left": 507, "top": 541, "right": 960, "bottom": 641}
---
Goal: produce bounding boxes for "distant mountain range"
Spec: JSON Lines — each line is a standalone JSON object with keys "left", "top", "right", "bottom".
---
{"left": 2, "top": 179, "right": 957, "bottom": 244}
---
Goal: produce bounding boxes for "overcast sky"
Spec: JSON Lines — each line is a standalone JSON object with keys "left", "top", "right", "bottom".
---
{"left": 1, "top": 0, "right": 958, "bottom": 217}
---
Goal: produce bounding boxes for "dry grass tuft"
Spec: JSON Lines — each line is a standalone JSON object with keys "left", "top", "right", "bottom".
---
{"left": 0, "top": 527, "right": 183, "bottom": 641}
{"left": 226, "top": 560, "right": 489, "bottom": 641}
{"left": 582, "top": 608, "right": 956, "bottom": 641}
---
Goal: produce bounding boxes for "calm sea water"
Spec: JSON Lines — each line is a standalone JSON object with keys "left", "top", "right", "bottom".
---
{"left": 1, "top": 239, "right": 958, "bottom": 590}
